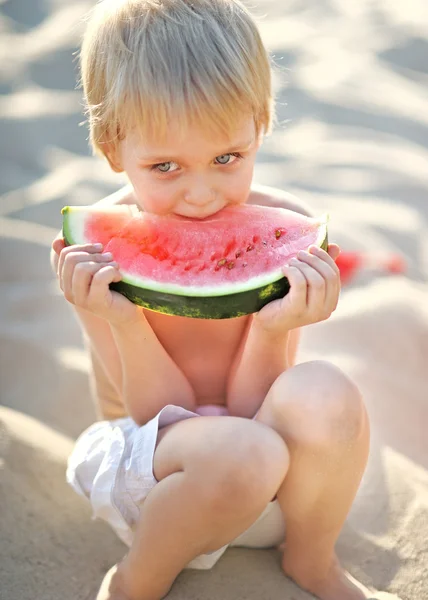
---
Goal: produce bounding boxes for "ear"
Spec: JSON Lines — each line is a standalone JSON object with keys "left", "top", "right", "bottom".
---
{"left": 100, "top": 139, "right": 124, "bottom": 173}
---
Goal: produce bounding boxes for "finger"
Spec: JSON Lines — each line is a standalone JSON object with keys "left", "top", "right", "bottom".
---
{"left": 87, "top": 265, "right": 122, "bottom": 310}
{"left": 58, "top": 243, "right": 104, "bottom": 279}
{"left": 282, "top": 265, "right": 308, "bottom": 309}
{"left": 297, "top": 251, "right": 340, "bottom": 313}
{"left": 60, "top": 249, "right": 113, "bottom": 291}
{"left": 64, "top": 260, "right": 101, "bottom": 303}
{"left": 71, "top": 261, "right": 118, "bottom": 306}
{"left": 297, "top": 250, "right": 340, "bottom": 284}
{"left": 304, "top": 248, "right": 341, "bottom": 312}
{"left": 308, "top": 245, "right": 341, "bottom": 276}
{"left": 288, "top": 257, "right": 326, "bottom": 310}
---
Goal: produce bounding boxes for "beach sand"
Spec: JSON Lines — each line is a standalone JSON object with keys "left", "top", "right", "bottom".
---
{"left": 1, "top": 0, "right": 427, "bottom": 598}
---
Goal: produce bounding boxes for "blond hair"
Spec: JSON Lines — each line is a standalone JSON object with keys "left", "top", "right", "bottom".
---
{"left": 80, "top": 0, "right": 273, "bottom": 156}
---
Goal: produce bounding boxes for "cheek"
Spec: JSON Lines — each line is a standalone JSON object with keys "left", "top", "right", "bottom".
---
{"left": 226, "top": 161, "right": 254, "bottom": 201}
{"left": 134, "top": 178, "right": 177, "bottom": 215}
{"left": 143, "top": 189, "right": 176, "bottom": 215}
{"left": 122, "top": 160, "right": 176, "bottom": 214}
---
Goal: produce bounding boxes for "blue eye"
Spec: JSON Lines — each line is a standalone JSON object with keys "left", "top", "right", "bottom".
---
{"left": 152, "top": 161, "right": 179, "bottom": 173}
{"left": 215, "top": 152, "right": 242, "bottom": 165}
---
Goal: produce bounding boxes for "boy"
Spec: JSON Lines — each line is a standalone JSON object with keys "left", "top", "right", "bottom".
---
{"left": 51, "top": 1, "right": 399, "bottom": 599}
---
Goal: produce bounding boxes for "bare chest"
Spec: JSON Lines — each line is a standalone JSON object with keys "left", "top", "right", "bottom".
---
{"left": 144, "top": 310, "right": 249, "bottom": 403}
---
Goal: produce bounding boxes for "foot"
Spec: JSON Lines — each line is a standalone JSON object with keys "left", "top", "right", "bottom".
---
{"left": 282, "top": 553, "right": 401, "bottom": 600}
{"left": 96, "top": 563, "right": 174, "bottom": 600}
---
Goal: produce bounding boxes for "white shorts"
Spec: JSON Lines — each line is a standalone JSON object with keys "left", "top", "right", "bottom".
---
{"left": 66, "top": 404, "right": 285, "bottom": 570}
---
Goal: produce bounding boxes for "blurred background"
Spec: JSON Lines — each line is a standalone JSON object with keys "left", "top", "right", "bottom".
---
{"left": 1, "top": 1, "right": 427, "bottom": 599}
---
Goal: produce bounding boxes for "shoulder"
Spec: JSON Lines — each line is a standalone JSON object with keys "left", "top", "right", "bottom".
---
{"left": 248, "top": 183, "right": 313, "bottom": 217}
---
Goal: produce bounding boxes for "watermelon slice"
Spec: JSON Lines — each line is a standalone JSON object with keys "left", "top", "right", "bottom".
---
{"left": 62, "top": 204, "right": 328, "bottom": 319}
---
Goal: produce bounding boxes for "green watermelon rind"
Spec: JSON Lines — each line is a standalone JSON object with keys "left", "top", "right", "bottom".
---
{"left": 62, "top": 206, "right": 328, "bottom": 319}
{"left": 110, "top": 277, "right": 290, "bottom": 319}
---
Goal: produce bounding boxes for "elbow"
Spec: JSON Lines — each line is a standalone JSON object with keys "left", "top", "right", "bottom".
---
{"left": 127, "top": 405, "right": 153, "bottom": 427}
{"left": 126, "top": 396, "right": 174, "bottom": 427}
{"left": 123, "top": 391, "right": 152, "bottom": 426}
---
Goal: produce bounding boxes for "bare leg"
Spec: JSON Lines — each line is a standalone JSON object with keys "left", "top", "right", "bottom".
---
{"left": 97, "top": 416, "right": 288, "bottom": 600}
{"left": 256, "top": 360, "right": 391, "bottom": 600}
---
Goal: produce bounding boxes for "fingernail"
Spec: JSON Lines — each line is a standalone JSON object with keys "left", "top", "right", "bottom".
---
{"left": 102, "top": 252, "right": 113, "bottom": 260}
{"left": 94, "top": 243, "right": 103, "bottom": 250}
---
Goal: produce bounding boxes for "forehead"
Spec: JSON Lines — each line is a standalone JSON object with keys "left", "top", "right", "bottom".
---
{"left": 124, "top": 115, "right": 257, "bottom": 159}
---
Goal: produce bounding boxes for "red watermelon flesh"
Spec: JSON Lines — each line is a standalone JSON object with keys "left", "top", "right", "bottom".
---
{"left": 80, "top": 204, "right": 327, "bottom": 293}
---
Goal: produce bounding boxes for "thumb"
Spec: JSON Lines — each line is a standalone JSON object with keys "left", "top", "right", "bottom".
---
{"left": 328, "top": 243, "right": 341, "bottom": 262}
{"left": 52, "top": 237, "right": 66, "bottom": 255}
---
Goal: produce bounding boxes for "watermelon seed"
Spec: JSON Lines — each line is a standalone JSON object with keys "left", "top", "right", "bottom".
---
{"left": 235, "top": 250, "right": 242, "bottom": 258}
{"left": 246, "top": 244, "right": 254, "bottom": 252}
{"left": 227, "top": 260, "right": 235, "bottom": 269}
{"left": 242, "top": 262, "right": 247, "bottom": 267}
{"left": 262, "top": 240, "right": 267, "bottom": 246}
{"left": 275, "top": 229, "right": 285, "bottom": 239}
{"left": 217, "top": 258, "right": 227, "bottom": 268}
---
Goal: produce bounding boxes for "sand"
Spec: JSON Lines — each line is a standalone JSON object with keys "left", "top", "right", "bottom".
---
{"left": 1, "top": 0, "right": 427, "bottom": 599}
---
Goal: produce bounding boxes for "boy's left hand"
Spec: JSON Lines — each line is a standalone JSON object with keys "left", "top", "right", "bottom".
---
{"left": 254, "top": 244, "right": 341, "bottom": 335}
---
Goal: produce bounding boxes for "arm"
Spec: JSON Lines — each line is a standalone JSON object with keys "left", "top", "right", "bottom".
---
{"left": 54, "top": 261, "right": 194, "bottom": 423}
{"left": 51, "top": 244, "right": 126, "bottom": 415}
{"left": 89, "top": 344, "right": 127, "bottom": 420}
{"left": 226, "top": 187, "right": 309, "bottom": 418}
{"left": 52, "top": 234, "right": 196, "bottom": 426}
{"left": 227, "top": 317, "right": 291, "bottom": 418}
{"left": 77, "top": 302, "right": 196, "bottom": 425}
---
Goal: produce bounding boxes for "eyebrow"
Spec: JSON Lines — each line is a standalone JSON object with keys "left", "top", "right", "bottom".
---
{"left": 139, "top": 138, "right": 255, "bottom": 163}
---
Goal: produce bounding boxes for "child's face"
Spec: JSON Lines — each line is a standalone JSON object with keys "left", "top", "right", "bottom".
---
{"left": 113, "top": 116, "right": 261, "bottom": 219}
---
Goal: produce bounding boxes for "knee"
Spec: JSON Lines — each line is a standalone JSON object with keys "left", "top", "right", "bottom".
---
{"left": 195, "top": 421, "right": 289, "bottom": 515}
{"left": 269, "top": 361, "right": 366, "bottom": 446}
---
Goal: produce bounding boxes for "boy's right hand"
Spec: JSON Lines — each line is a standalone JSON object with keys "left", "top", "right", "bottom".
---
{"left": 53, "top": 238, "right": 140, "bottom": 325}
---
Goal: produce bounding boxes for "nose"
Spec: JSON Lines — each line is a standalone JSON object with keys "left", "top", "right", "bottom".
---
{"left": 184, "top": 176, "right": 215, "bottom": 207}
